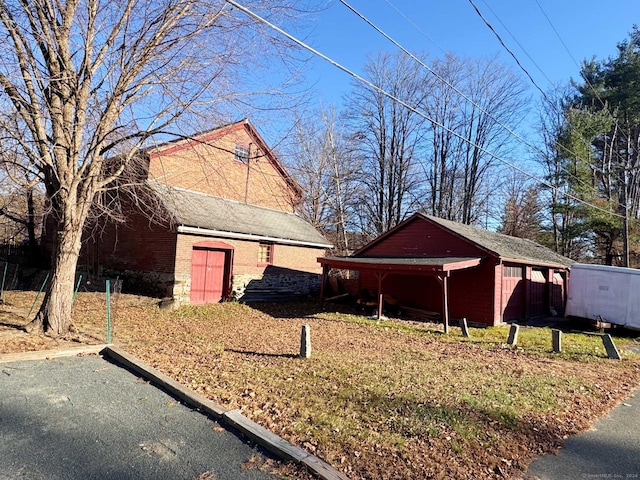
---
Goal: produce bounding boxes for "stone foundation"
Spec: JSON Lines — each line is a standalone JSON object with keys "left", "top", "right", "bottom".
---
{"left": 96, "top": 268, "right": 320, "bottom": 304}
{"left": 232, "top": 272, "right": 321, "bottom": 299}
{"left": 99, "top": 268, "right": 176, "bottom": 299}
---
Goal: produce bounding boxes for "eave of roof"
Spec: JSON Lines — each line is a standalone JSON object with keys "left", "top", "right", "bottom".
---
{"left": 149, "top": 181, "right": 331, "bottom": 248}
{"left": 318, "top": 256, "right": 483, "bottom": 273}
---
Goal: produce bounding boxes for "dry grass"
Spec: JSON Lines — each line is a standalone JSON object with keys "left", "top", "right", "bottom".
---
{"left": 2, "top": 291, "right": 640, "bottom": 479}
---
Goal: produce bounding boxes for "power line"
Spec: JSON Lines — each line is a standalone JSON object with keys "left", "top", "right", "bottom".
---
{"left": 533, "top": 0, "right": 629, "bottom": 141}
{"left": 224, "top": 0, "right": 624, "bottom": 220}
{"left": 339, "top": 0, "right": 610, "bottom": 207}
{"left": 534, "top": 0, "right": 588, "bottom": 75}
{"left": 477, "top": 0, "right": 555, "bottom": 87}
{"left": 382, "top": 0, "right": 447, "bottom": 55}
{"left": 465, "top": 0, "right": 627, "bottom": 206}
{"left": 379, "top": 0, "right": 606, "bottom": 202}
{"left": 466, "top": 0, "right": 554, "bottom": 107}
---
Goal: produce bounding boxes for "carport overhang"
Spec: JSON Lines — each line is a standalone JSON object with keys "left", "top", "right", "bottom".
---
{"left": 317, "top": 256, "right": 483, "bottom": 332}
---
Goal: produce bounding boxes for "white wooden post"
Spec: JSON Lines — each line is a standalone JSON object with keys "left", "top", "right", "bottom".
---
{"left": 460, "top": 317, "right": 470, "bottom": 337}
{"left": 300, "top": 324, "right": 311, "bottom": 358}
{"left": 552, "top": 329, "right": 562, "bottom": 353}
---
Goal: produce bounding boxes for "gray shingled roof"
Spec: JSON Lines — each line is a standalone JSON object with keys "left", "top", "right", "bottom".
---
{"left": 419, "top": 213, "right": 574, "bottom": 267}
{"left": 149, "top": 181, "right": 331, "bottom": 248}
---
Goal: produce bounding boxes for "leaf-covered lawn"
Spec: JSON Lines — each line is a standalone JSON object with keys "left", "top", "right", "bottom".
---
{"left": 2, "top": 291, "right": 640, "bottom": 479}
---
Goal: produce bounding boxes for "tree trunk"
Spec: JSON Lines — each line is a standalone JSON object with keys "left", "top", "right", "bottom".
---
{"left": 26, "top": 220, "right": 83, "bottom": 336}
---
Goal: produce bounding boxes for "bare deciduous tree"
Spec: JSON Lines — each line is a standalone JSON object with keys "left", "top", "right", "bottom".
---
{"left": 346, "top": 52, "right": 429, "bottom": 237}
{"left": 498, "top": 173, "right": 542, "bottom": 240}
{"left": 287, "top": 106, "right": 360, "bottom": 254}
{"left": 422, "top": 54, "right": 528, "bottom": 224}
{"left": 0, "top": 0, "right": 306, "bottom": 335}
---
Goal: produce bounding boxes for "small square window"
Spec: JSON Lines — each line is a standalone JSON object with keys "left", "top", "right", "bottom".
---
{"left": 234, "top": 145, "right": 249, "bottom": 163}
{"left": 504, "top": 266, "right": 523, "bottom": 278}
{"left": 258, "top": 243, "right": 273, "bottom": 264}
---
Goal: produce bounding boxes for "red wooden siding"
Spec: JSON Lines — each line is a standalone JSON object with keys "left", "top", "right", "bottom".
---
{"left": 502, "top": 265, "right": 524, "bottom": 321}
{"left": 361, "top": 217, "right": 489, "bottom": 258}
{"left": 448, "top": 264, "right": 495, "bottom": 324}
{"left": 358, "top": 260, "right": 496, "bottom": 325}
{"left": 529, "top": 268, "right": 547, "bottom": 317}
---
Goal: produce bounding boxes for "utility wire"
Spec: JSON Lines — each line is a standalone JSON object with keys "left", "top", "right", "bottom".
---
{"left": 382, "top": 0, "right": 447, "bottom": 55}
{"left": 467, "top": 0, "right": 554, "bottom": 107}
{"left": 533, "top": 0, "right": 629, "bottom": 142}
{"left": 224, "top": 0, "right": 623, "bottom": 219}
{"left": 478, "top": 0, "right": 555, "bottom": 87}
{"left": 381, "top": 0, "right": 605, "bottom": 201}
{"left": 340, "top": 0, "right": 609, "bottom": 206}
{"left": 465, "top": 0, "right": 628, "bottom": 206}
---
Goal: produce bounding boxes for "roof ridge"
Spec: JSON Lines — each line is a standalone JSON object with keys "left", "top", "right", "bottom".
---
{"left": 417, "top": 212, "right": 573, "bottom": 267}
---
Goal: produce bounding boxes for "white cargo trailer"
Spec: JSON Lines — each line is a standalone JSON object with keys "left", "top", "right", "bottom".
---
{"left": 565, "top": 263, "right": 640, "bottom": 329}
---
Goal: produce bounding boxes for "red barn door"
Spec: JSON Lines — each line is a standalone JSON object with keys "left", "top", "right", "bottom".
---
{"left": 502, "top": 265, "right": 524, "bottom": 321}
{"left": 551, "top": 271, "right": 565, "bottom": 314}
{"left": 530, "top": 269, "right": 547, "bottom": 317}
{"left": 190, "top": 248, "right": 227, "bottom": 304}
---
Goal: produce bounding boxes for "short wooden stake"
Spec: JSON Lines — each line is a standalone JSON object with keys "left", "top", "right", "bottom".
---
{"left": 300, "top": 324, "right": 311, "bottom": 358}
{"left": 602, "top": 334, "right": 621, "bottom": 360}
{"left": 552, "top": 329, "right": 562, "bottom": 353}
{"left": 460, "top": 317, "right": 470, "bottom": 338}
{"left": 507, "top": 324, "right": 519, "bottom": 346}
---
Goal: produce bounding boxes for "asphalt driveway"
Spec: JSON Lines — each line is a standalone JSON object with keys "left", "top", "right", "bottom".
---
{"left": 525, "top": 386, "right": 640, "bottom": 479}
{"left": 0, "top": 355, "right": 280, "bottom": 480}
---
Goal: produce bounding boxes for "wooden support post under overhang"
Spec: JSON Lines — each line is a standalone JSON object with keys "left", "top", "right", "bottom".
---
{"left": 319, "top": 264, "right": 329, "bottom": 305}
{"left": 442, "top": 274, "right": 450, "bottom": 334}
{"left": 546, "top": 268, "right": 554, "bottom": 312}
{"left": 374, "top": 272, "right": 388, "bottom": 319}
{"left": 436, "top": 274, "right": 450, "bottom": 334}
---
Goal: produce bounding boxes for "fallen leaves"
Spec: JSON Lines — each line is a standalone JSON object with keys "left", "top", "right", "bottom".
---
{"left": 3, "top": 293, "right": 640, "bottom": 480}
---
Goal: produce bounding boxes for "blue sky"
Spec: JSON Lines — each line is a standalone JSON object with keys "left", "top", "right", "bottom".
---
{"left": 300, "top": 0, "right": 638, "bottom": 107}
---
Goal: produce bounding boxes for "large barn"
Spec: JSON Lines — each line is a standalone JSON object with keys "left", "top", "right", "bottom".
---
{"left": 73, "top": 119, "right": 331, "bottom": 303}
{"left": 318, "top": 213, "right": 573, "bottom": 326}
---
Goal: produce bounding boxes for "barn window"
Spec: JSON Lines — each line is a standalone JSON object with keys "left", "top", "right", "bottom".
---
{"left": 258, "top": 242, "right": 273, "bottom": 264}
{"left": 504, "top": 266, "right": 523, "bottom": 278}
{"left": 234, "top": 145, "right": 249, "bottom": 163}
{"left": 531, "top": 269, "right": 546, "bottom": 282}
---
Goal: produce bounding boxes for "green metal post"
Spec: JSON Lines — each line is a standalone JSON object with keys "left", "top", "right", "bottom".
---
{"left": 106, "top": 279, "right": 112, "bottom": 343}
{"left": 28, "top": 272, "right": 49, "bottom": 318}
{"left": 73, "top": 274, "right": 83, "bottom": 304}
{"left": 0, "top": 262, "right": 8, "bottom": 303}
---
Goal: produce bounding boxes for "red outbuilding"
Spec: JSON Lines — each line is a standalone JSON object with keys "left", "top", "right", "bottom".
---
{"left": 318, "top": 213, "right": 573, "bottom": 327}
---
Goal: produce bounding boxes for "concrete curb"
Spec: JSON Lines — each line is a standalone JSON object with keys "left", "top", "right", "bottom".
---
{"left": 102, "top": 346, "right": 227, "bottom": 417}
{"left": 0, "top": 344, "right": 108, "bottom": 363}
{"left": 1, "top": 344, "right": 349, "bottom": 479}
{"left": 101, "top": 346, "right": 349, "bottom": 480}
